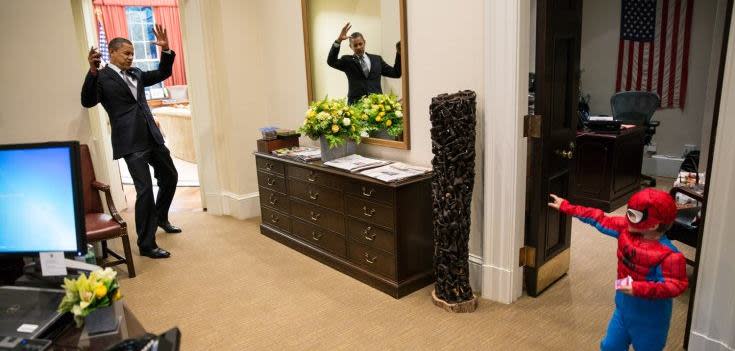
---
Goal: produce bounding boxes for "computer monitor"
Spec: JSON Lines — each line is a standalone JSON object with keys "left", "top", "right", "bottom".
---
{"left": 0, "top": 141, "right": 86, "bottom": 255}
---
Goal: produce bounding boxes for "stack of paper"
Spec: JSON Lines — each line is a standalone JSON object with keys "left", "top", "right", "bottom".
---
{"left": 272, "top": 147, "right": 321, "bottom": 162}
{"left": 359, "top": 162, "right": 432, "bottom": 182}
{"left": 323, "top": 154, "right": 391, "bottom": 173}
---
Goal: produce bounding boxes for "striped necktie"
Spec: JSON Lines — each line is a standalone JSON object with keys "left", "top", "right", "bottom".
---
{"left": 359, "top": 55, "right": 369, "bottom": 78}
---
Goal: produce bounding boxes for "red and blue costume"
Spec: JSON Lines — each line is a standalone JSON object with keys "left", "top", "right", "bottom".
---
{"left": 559, "top": 189, "right": 688, "bottom": 351}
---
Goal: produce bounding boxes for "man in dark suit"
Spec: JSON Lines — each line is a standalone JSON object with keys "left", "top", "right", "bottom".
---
{"left": 81, "top": 24, "right": 181, "bottom": 259}
{"left": 327, "top": 22, "right": 401, "bottom": 105}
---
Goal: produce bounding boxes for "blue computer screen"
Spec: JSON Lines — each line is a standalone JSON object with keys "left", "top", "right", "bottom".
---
{"left": 0, "top": 146, "right": 79, "bottom": 253}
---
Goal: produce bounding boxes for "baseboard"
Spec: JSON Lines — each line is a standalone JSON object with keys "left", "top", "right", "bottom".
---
{"left": 689, "top": 332, "right": 735, "bottom": 351}
{"left": 205, "top": 191, "right": 261, "bottom": 219}
{"left": 481, "top": 262, "right": 515, "bottom": 304}
{"left": 468, "top": 254, "right": 484, "bottom": 294}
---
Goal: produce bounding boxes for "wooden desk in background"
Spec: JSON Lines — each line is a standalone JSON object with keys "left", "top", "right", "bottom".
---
{"left": 571, "top": 126, "right": 646, "bottom": 212}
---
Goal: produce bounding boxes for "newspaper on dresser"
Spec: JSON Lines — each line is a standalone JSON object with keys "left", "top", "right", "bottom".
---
{"left": 271, "top": 146, "right": 321, "bottom": 162}
{"left": 359, "top": 162, "right": 432, "bottom": 182}
{"left": 323, "top": 154, "right": 391, "bottom": 173}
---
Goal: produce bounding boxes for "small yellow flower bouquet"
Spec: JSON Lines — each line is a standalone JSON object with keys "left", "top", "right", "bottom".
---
{"left": 57, "top": 268, "right": 122, "bottom": 327}
{"left": 299, "top": 97, "right": 365, "bottom": 149}
{"left": 356, "top": 93, "right": 404, "bottom": 137}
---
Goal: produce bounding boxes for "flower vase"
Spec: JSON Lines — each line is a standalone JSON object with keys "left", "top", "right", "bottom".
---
{"left": 82, "top": 303, "right": 120, "bottom": 336}
{"left": 319, "top": 136, "right": 356, "bottom": 161}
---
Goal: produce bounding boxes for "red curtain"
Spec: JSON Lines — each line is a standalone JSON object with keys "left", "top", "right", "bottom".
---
{"left": 93, "top": 0, "right": 186, "bottom": 86}
{"left": 154, "top": 6, "right": 186, "bottom": 86}
{"left": 95, "top": 5, "right": 128, "bottom": 43}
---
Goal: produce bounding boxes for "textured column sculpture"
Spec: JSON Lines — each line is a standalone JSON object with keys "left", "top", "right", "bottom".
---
{"left": 430, "top": 90, "right": 478, "bottom": 312}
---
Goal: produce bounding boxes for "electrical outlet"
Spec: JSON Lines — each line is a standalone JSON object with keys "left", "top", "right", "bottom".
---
{"left": 683, "top": 144, "right": 698, "bottom": 156}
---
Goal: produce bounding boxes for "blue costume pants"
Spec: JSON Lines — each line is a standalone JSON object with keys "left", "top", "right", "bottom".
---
{"left": 600, "top": 292, "right": 672, "bottom": 351}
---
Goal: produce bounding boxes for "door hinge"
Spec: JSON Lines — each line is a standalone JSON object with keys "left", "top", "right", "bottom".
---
{"left": 519, "top": 246, "right": 537, "bottom": 268}
{"left": 524, "top": 115, "right": 542, "bottom": 138}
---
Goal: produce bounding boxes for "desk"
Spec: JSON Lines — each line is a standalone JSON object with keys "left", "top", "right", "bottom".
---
{"left": 571, "top": 126, "right": 646, "bottom": 212}
{"left": 52, "top": 301, "right": 145, "bottom": 351}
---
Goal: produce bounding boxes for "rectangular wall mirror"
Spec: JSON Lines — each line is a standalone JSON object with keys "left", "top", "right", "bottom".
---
{"left": 301, "top": 0, "right": 410, "bottom": 149}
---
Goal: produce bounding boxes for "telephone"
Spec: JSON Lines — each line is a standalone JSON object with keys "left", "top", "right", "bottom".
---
{"left": 105, "top": 327, "right": 180, "bottom": 351}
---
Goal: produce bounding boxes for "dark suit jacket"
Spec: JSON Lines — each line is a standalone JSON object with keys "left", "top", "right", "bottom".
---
{"left": 327, "top": 44, "right": 401, "bottom": 104}
{"left": 81, "top": 51, "right": 175, "bottom": 159}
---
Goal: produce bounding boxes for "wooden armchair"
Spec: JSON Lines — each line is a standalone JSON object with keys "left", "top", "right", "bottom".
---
{"left": 668, "top": 187, "right": 704, "bottom": 266}
{"left": 80, "top": 145, "right": 136, "bottom": 278}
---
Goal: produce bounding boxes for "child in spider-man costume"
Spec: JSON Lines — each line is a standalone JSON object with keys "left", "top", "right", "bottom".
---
{"left": 548, "top": 188, "right": 688, "bottom": 351}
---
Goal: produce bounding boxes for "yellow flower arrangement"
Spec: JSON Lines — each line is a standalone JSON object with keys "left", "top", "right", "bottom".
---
{"left": 299, "top": 97, "right": 365, "bottom": 149}
{"left": 355, "top": 93, "right": 404, "bottom": 137}
{"left": 57, "top": 268, "right": 122, "bottom": 327}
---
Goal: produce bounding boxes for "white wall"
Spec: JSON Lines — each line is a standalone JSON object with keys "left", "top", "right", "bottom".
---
{"left": 0, "top": 0, "right": 90, "bottom": 145}
{"left": 580, "top": 0, "right": 718, "bottom": 157}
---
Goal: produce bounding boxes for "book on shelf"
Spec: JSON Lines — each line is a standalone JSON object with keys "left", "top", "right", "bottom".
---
{"left": 359, "top": 162, "right": 432, "bottom": 182}
{"left": 323, "top": 154, "right": 391, "bottom": 173}
{"left": 271, "top": 146, "right": 321, "bottom": 162}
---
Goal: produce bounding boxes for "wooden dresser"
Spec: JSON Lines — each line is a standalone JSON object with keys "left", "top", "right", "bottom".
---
{"left": 254, "top": 152, "right": 434, "bottom": 298}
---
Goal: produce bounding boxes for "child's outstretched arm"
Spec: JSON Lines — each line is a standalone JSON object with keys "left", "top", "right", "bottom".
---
{"left": 632, "top": 252, "right": 689, "bottom": 298}
{"left": 548, "top": 194, "right": 628, "bottom": 239}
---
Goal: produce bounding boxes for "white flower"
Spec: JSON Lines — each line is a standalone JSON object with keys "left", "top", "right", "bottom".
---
{"left": 317, "top": 111, "right": 330, "bottom": 121}
{"left": 342, "top": 118, "right": 351, "bottom": 126}
{"left": 395, "top": 111, "right": 403, "bottom": 118}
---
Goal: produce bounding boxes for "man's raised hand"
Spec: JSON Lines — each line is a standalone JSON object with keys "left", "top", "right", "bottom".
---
{"left": 337, "top": 22, "right": 351, "bottom": 42}
{"left": 153, "top": 24, "right": 169, "bottom": 51}
{"left": 88, "top": 46, "right": 102, "bottom": 73}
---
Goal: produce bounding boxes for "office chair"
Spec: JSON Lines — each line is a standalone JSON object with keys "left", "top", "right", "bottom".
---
{"left": 610, "top": 91, "right": 661, "bottom": 187}
{"left": 80, "top": 144, "right": 136, "bottom": 278}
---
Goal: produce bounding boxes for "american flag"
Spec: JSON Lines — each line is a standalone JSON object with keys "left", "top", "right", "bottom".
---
{"left": 97, "top": 18, "right": 110, "bottom": 63}
{"left": 616, "top": 0, "right": 693, "bottom": 109}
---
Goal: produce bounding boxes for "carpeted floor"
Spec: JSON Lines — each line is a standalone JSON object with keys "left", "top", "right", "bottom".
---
{"left": 110, "top": 184, "right": 691, "bottom": 350}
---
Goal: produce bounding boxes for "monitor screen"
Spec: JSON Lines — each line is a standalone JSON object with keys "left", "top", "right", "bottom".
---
{"left": 0, "top": 142, "right": 86, "bottom": 254}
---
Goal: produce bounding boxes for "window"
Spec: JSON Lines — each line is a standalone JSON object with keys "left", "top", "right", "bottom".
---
{"left": 125, "top": 6, "right": 165, "bottom": 99}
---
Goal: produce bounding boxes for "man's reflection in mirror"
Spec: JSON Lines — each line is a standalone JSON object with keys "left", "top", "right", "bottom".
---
{"left": 327, "top": 22, "right": 401, "bottom": 105}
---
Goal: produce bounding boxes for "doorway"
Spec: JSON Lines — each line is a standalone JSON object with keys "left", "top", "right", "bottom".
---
{"left": 525, "top": 0, "right": 730, "bottom": 348}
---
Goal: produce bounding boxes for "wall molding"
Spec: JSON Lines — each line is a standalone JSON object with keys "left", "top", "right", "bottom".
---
{"left": 482, "top": 0, "right": 529, "bottom": 304}
{"left": 689, "top": 332, "right": 735, "bottom": 351}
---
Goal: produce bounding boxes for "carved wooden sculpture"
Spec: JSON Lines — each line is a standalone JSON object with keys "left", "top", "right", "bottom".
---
{"left": 430, "top": 90, "right": 478, "bottom": 312}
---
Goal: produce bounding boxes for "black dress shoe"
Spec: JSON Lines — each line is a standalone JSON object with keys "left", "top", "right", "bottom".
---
{"left": 140, "top": 247, "right": 171, "bottom": 259}
{"left": 158, "top": 222, "right": 182, "bottom": 233}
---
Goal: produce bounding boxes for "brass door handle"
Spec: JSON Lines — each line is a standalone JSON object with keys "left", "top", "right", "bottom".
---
{"left": 554, "top": 149, "right": 574, "bottom": 159}
{"left": 267, "top": 177, "right": 277, "bottom": 186}
{"left": 311, "top": 231, "right": 323, "bottom": 241}
{"left": 268, "top": 193, "right": 278, "bottom": 205}
{"left": 362, "top": 206, "right": 376, "bottom": 217}
{"left": 362, "top": 186, "right": 374, "bottom": 197}
{"left": 310, "top": 211, "right": 321, "bottom": 221}
{"left": 264, "top": 162, "right": 273, "bottom": 171}
{"left": 269, "top": 214, "right": 279, "bottom": 223}
{"left": 364, "top": 253, "right": 377, "bottom": 264}
{"left": 308, "top": 190, "right": 319, "bottom": 200}
{"left": 307, "top": 171, "right": 317, "bottom": 182}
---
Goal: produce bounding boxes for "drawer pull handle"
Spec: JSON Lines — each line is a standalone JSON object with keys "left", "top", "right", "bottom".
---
{"left": 268, "top": 193, "right": 278, "bottom": 205}
{"left": 311, "top": 231, "right": 323, "bottom": 241}
{"left": 363, "top": 226, "right": 376, "bottom": 241}
{"left": 362, "top": 206, "right": 376, "bottom": 217}
{"left": 310, "top": 211, "right": 321, "bottom": 221}
{"left": 265, "top": 162, "right": 273, "bottom": 171}
{"left": 308, "top": 190, "right": 319, "bottom": 200}
{"left": 362, "top": 186, "right": 375, "bottom": 197}
{"left": 269, "top": 214, "right": 279, "bottom": 224}
{"left": 267, "top": 177, "right": 277, "bottom": 186}
{"left": 307, "top": 171, "right": 317, "bottom": 182}
{"left": 364, "top": 253, "right": 377, "bottom": 264}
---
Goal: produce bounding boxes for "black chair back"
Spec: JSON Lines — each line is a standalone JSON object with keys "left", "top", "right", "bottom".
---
{"left": 610, "top": 91, "right": 660, "bottom": 125}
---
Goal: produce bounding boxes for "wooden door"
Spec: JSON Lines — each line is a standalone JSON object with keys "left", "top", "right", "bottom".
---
{"left": 524, "top": 0, "right": 583, "bottom": 297}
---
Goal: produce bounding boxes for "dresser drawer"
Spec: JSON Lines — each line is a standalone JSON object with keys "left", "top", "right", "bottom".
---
{"left": 256, "top": 157, "right": 285, "bottom": 175}
{"left": 261, "top": 207, "right": 290, "bottom": 233}
{"left": 288, "top": 165, "right": 343, "bottom": 190}
{"left": 289, "top": 180, "right": 343, "bottom": 212}
{"left": 348, "top": 241, "right": 396, "bottom": 279}
{"left": 290, "top": 198, "right": 345, "bottom": 235}
{"left": 346, "top": 196, "right": 394, "bottom": 229}
{"left": 259, "top": 187, "right": 289, "bottom": 213}
{"left": 257, "top": 171, "right": 286, "bottom": 193}
{"left": 292, "top": 218, "right": 346, "bottom": 257}
{"left": 347, "top": 218, "right": 394, "bottom": 254}
{"left": 346, "top": 181, "right": 393, "bottom": 205}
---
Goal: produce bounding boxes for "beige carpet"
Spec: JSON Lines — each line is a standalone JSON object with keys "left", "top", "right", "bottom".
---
{"left": 109, "top": 185, "right": 690, "bottom": 350}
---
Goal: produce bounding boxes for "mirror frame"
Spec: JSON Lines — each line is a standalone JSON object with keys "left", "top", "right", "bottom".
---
{"left": 300, "top": 0, "right": 410, "bottom": 150}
